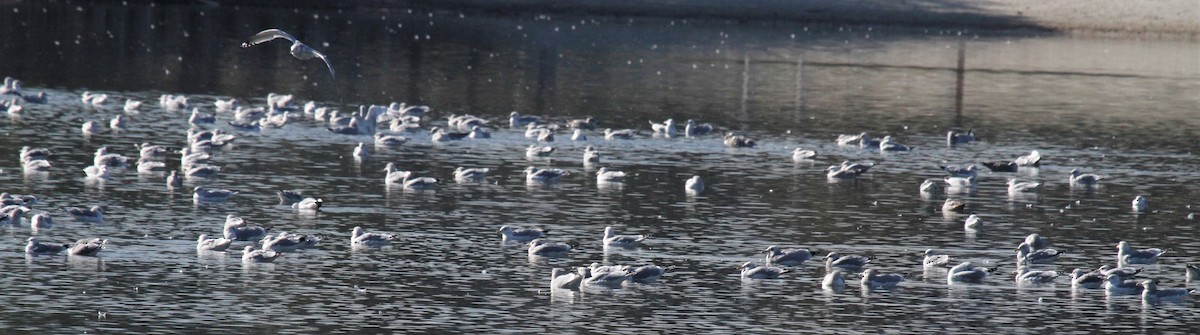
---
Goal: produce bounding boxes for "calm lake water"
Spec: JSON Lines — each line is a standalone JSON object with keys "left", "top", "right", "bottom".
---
{"left": 1, "top": 1, "right": 1199, "bottom": 333}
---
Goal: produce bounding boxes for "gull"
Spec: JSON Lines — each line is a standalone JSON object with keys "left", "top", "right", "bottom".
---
{"left": 160, "top": 94, "right": 189, "bottom": 111}
{"left": 188, "top": 108, "right": 216, "bottom": 124}
{"left": 509, "top": 111, "right": 540, "bottom": 128}
{"left": 791, "top": 148, "right": 817, "bottom": 161}
{"left": 83, "top": 165, "right": 110, "bottom": 179}
{"left": 627, "top": 265, "right": 667, "bottom": 284}
{"left": 964, "top": 214, "right": 982, "bottom": 230}
{"left": 241, "top": 245, "right": 281, "bottom": 263}
{"left": 603, "top": 128, "right": 635, "bottom": 140}
{"left": 292, "top": 198, "right": 323, "bottom": 210}
{"left": 389, "top": 118, "right": 421, "bottom": 132}
{"left": 836, "top": 132, "right": 868, "bottom": 146}
{"left": 944, "top": 176, "right": 977, "bottom": 189}
{"left": 186, "top": 165, "right": 221, "bottom": 178}
{"left": 30, "top": 212, "right": 53, "bottom": 231}
{"left": 193, "top": 186, "right": 238, "bottom": 203}
{"left": 1116, "top": 241, "right": 1166, "bottom": 264}
{"left": 1103, "top": 274, "right": 1141, "bottom": 295}
{"left": 1006, "top": 178, "right": 1042, "bottom": 194}
{"left": 1016, "top": 242, "right": 1062, "bottom": 264}
{"left": 723, "top": 133, "right": 757, "bottom": 148}
{"left": 878, "top": 136, "right": 912, "bottom": 152}
{"left": 277, "top": 190, "right": 306, "bottom": 205}
{"left": 393, "top": 171, "right": 437, "bottom": 190}
{"left": 93, "top": 147, "right": 130, "bottom": 167}
{"left": 822, "top": 270, "right": 846, "bottom": 290}
{"left": 1, "top": 77, "right": 20, "bottom": 95}
{"left": 527, "top": 238, "right": 572, "bottom": 257}
{"left": 649, "top": 118, "right": 677, "bottom": 137}
{"left": 568, "top": 117, "right": 596, "bottom": 130}
{"left": 684, "top": 119, "right": 713, "bottom": 137}
{"left": 1070, "top": 268, "right": 1105, "bottom": 289}
{"left": 525, "top": 124, "right": 552, "bottom": 139}
{"left": 259, "top": 111, "right": 291, "bottom": 128}
{"left": 1132, "top": 196, "right": 1148, "bottom": 212}
{"left": 1014, "top": 150, "right": 1042, "bottom": 166}
{"left": 123, "top": 99, "right": 142, "bottom": 113}
{"left": 1139, "top": 280, "right": 1194, "bottom": 302}
{"left": 136, "top": 158, "right": 166, "bottom": 174}
{"left": 603, "top": 226, "right": 647, "bottom": 248}
{"left": 981, "top": 160, "right": 1019, "bottom": 173}
{"left": 589, "top": 262, "right": 630, "bottom": 274}
{"left": 685, "top": 175, "right": 704, "bottom": 195}
{"left": 525, "top": 145, "right": 555, "bottom": 158}
{"left": 939, "top": 164, "right": 978, "bottom": 178}
{"left": 595, "top": 167, "right": 627, "bottom": 183}
{"left": 1025, "top": 233, "right": 1048, "bottom": 250}
{"left": 923, "top": 249, "right": 951, "bottom": 267}
{"left": 536, "top": 129, "right": 554, "bottom": 142}
{"left": 1068, "top": 169, "right": 1103, "bottom": 187}
{"left": 20, "top": 146, "right": 51, "bottom": 163}
{"left": 136, "top": 143, "right": 169, "bottom": 160}
{"left": 352, "top": 142, "right": 369, "bottom": 160}
{"left": 1188, "top": 264, "right": 1200, "bottom": 282}
{"left": 224, "top": 223, "right": 268, "bottom": 241}
{"left": 383, "top": 162, "right": 409, "bottom": 185}
{"left": 919, "top": 179, "right": 942, "bottom": 194}
{"left": 1096, "top": 265, "right": 1142, "bottom": 279}
{"left": 242, "top": 29, "right": 335, "bottom": 79}
{"left": 947, "top": 129, "right": 975, "bottom": 145}
{"left": 22, "top": 91, "right": 46, "bottom": 104}
{"left": 824, "top": 252, "right": 871, "bottom": 270}
{"left": 165, "top": 171, "right": 181, "bottom": 188}
{"left": 524, "top": 166, "right": 569, "bottom": 183}
{"left": 25, "top": 237, "right": 68, "bottom": 255}
{"left": 469, "top": 126, "right": 491, "bottom": 139}
{"left": 82, "top": 92, "right": 108, "bottom": 107}
{"left": 431, "top": 126, "right": 468, "bottom": 142}
{"left": 942, "top": 199, "right": 966, "bottom": 213}
{"left": 351, "top": 226, "right": 397, "bottom": 247}
{"left": 581, "top": 267, "right": 630, "bottom": 288}
{"left": 571, "top": 129, "right": 587, "bottom": 141}
{"left": 227, "top": 120, "right": 261, "bottom": 132}
{"left": 225, "top": 214, "right": 247, "bottom": 227}
{"left": 454, "top": 167, "right": 490, "bottom": 183}
{"left": 81, "top": 121, "right": 99, "bottom": 135}
{"left": 947, "top": 262, "right": 998, "bottom": 283}
{"left": 861, "top": 269, "right": 905, "bottom": 289}
{"left": 1014, "top": 265, "right": 1059, "bottom": 283}
{"left": 68, "top": 238, "right": 107, "bottom": 256}
{"left": 550, "top": 268, "right": 584, "bottom": 290}
{"left": 214, "top": 98, "right": 239, "bottom": 113}
{"left": 583, "top": 146, "right": 600, "bottom": 164}
{"left": 262, "top": 232, "right": 321, "bottom": 252}
{"left": 23, "top": 159, "right": 52, "bottom": 171}
{"left": 764, "top": 245, "right": 815, "bottom": 266}
{"left": 825, "top": 165, "right": 864, "bottom": 179}
{"left": 196, "top": 234, "right": 233, "bottom": 252}
{"left": 61, "top": 205, "right": 104, "bottom": 223}
{"left": 739, "top": 261, "right": 787, "bottom": 279}
{"left": 498, "top": 225, "right": 547, "bottom": 242}
{"left": 858, "top": 135, "right": 882, "bottom": 149}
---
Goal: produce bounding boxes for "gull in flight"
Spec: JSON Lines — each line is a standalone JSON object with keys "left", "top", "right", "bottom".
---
{"left": 242, "top": 29, "right": 335, "bottom": 79}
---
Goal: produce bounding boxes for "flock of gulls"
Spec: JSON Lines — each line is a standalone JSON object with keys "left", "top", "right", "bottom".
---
{"left": 2, "top": 29, "right": 1197, "bottom": 304}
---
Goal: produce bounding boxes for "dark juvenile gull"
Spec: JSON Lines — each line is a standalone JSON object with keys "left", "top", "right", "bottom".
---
{"left": 723, "top": 133, "right": 757, "bottom": 148}
{"left": 242, "top": 29, "right": 335, "bottom": 79}
{"left": 626, "top": 265, "right": 667, "bottom": 284}
{"left": 67, "top": 238, "right": 107, "bottom": 257}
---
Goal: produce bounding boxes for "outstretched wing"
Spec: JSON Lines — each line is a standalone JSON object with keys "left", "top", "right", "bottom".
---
{"left": 314, "top": 51, "right": 336, "bottom": 79}
{"left": 242, "top": 29, "right": 297, "bottom": 48}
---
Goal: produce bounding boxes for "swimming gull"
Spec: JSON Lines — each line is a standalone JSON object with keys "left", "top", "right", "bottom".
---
{"left": 536, "top": 129, "right": 554, "bottom": 142}
{"left": 224, "top": 222, "right": 268, "bottom": 241}
{"left": 431, "top": 126, "right": 468, "bottom": 142}
{"left": 276, "top": 190, "right": 306, "bottom": 205}
{"left": 836, "top": 132, "right": 868, "bottom": 146}
{"left": 583, "top": 146, "right": 600, "bottom": 164}
{"left": 1, "top": 77, "right": 21, "bottom": 95}
{"left": 919, "top": 179, "right": 943, "bottom": 194}
{"left": 68, "top": 238, "right": 107, "bottom": 257}
{"left": 923, "top": 249, "right": 952, "bottom": 268}
{"left": 524, "top": 166, "right": 569, "bottom": 183}
{"left": 595, "top": 167, "right": 627, "bottom": 183}
{"left": 684, "top": 119, "right": 713, "bottom": 137}
{"left": 509, "top": 111, "right": 541, "bottom": 128}
{"left": 166, "top": 171, "right": 182, "bottom": 188}
{"left": 581, "top": 267, "right": 630, "bottom": 288}
{"left": 1006, "top": 178, "right": 1042, "bottom": 194}
{"left": 193, "top": 186, "right": 238, "bottom": 203}
{"left": 1131, "top": 196, "right": 1148, "bottom": 212}
{"left": 61, "top": 205, "right": 104, "bottom": 223}
{"left": 83, "top": 165, "right": 110, "bottom": 180}
{"left": 723, "top": 133, "right": 757, "bottom": 148}
{"left": 497, "top": 225, "right": 548, "bottom": 242}
{"left": 649, "top": 118, "right": 677, "bottom": 137}
{"left": 1068, "top": 169, "right": 1104, "bottom": 187}
{"left": 469, "top": 126, "right": 491, "bottom": 139}
{"left": 188, "top": 108, "right": 216, "bottom": 124}
{"left": 550, "top": 268, "right": 584, "bottom": 290}
{"left": 878, "top": 136, "right": 912, "bottom": 152}
{"left": 791, "top": 148, "right": 817, "bottom": 161}
{"left": 981, "top": 161, "right": 1019, "bottom": 173}
{"left": 603, "top": 128, "right": 635, "bottom": 140}
{"left": 292, "top": 198, "right": 323, "bottom": 210}
{"left": 943, "top": 176, "right": 977, "bottom": 189}
{"left": 964, "top": 214, "right": 982, "bottom": 230}
{"left": 764, "top": 245, "right": 815, "bottom": 266}
{"left": 160, "top": 94, "right": 190, "bottom": 111}
{"left": 30, "top": 212, "right": 53, "bottom": 231}
{"left": 20, "top": 146, "right": 51, "bottom": 163}
{"left": 939, "top": 164, "right": 978, "bottom": 178}
{"left": 861, "top": 269, "right": 905, "bottom": 289}
{"left": 1188, "top": 264, "right": 1200, "bottom": 282}
{"left": 196, "top": 234, "right": 234, "bottom": 252}
{"left": 262, "top": 232, "right": 321, "bottom": 252}
{"left": 453, "top": 167, "right": 490, "bottom": 183}
{"left": 568, "top": 117, "right": 596, "bottom": 130}
{"left": 525, "top": 144, "right": 555, "bottom": 158}
{"left": 942, "top": 199, "right": 966, "bottom": 213}
{"left": 123, "top": 99, "right": 142, "bottom": 113}
{"left": 21, "top": 91, "right": 46, "bottom": 104}
{"left": 822, "top": 269, "right": 846, "bottom": 289}
{"left": 241, "top": 245, "right": 281, "bottom": 263}
{"left": 739, "top": 261, "right": 788, "bottom": 279}
{"left": 1014, "top": 150, "right": 1042, "bottom": 167}
{"left": 1095, "top": 265, "right": 1142, "bottom": 280}
{"left": 1070, "top": 268, "right": 1105, "bottom": 289}
{"left": 1139, "top": 280, "right": 1194, "bottom": 302}
{"left": 685, "top": 175, "right": 704, "bottom": 195}
{"left": 527, "top": 238, "right": 572, "bottom": 257}
{"left": 571, "top": 129, "right": 587, "bottom": 141}
{"left": 1102, "top": 274, "right": 1141, "bottom": 295}
{"left": 136, "top": 158, "right": 166, "bottom": 174}
{"left": 1116, "top": 240, "right": 1166, "bottom": 264}
{"left": 352, "top": 142, "right": 369, "bottom": 160}
{"left": 603, "top": 226, "right": 647, "bottom": 248}
{"left": 25, "top": 237, "right": 68, "bottom": 255}
{"left": 1014, "top": 265, "right": 1059, "bottom": 284}
{"left": 383, "top": 163, "right": 409, "bottom": 185}
{"left": 588, "top": 262, "right": 630, "bottom": 275}
{"left": 947, "top": 262, "right": 998, "bottom": 283}
{"left": 946, "top": 129, "right": 975, "bottom": 145}
{"left": 351, "top": 226, "right": 397, "bottom": 247}
{"left": 242, "top": 29, "right": 335, "bottom": 79}
{"left": 1016, "top": 242, "right": 1061, "bottom": 264}
{"left": 1024, "top": 233, "right": 1048, "bottom": 250}
{"left": 824, "top": 252, "right": 871, "bottom": 270}
{"left": 626, "top": 265, "right": 667, "bottom": 284}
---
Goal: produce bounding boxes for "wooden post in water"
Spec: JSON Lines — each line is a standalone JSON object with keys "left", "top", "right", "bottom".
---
{"left": 954, "top": 40, "right": 966, "bottom": 118}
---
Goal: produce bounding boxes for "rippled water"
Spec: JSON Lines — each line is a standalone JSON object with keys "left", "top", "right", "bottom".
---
{"left": 1, "top": 1, "right": 1199, "bottom": 333}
